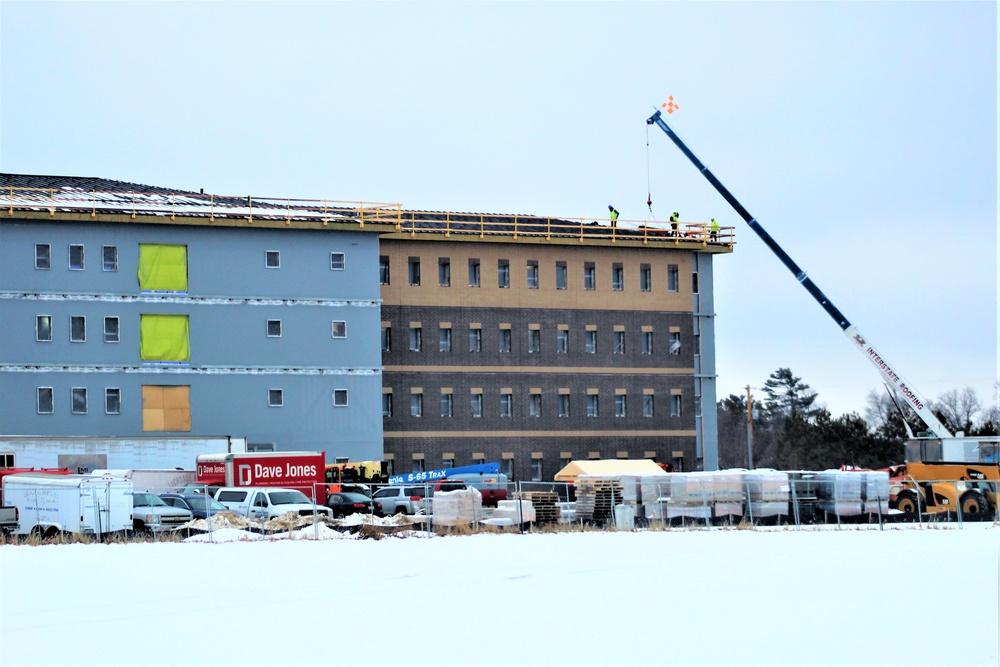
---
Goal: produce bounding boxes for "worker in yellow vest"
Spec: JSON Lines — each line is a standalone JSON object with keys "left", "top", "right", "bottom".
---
{"left": 608, "top": 205, "right": 619, "bottom": 228}
{"left": 670, "top": 211, "right": 679, "bottom": 236}
{"left": 710, "top": 218, "right": 720, "bottom": 241}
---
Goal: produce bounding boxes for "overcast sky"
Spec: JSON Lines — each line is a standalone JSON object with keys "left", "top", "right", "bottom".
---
{"left": 2, "top": 2, "right": 996, "bottom": 420}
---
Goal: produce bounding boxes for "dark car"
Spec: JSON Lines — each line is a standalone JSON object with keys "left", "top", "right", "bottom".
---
{"left": 326, "top": 492, "right": 380, "bottom": 518}
{"left": 160, "top": 493, "right": 230, "bottom": 520}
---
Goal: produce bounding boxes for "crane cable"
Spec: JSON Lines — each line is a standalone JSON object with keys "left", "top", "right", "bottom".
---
{"left": 645, "top": 123, "right": 657, "bottom": 220}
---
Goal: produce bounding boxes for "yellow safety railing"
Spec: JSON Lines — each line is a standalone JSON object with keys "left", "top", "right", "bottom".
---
{"left": 1, "top": 186, "right": 735, "bottom": 248}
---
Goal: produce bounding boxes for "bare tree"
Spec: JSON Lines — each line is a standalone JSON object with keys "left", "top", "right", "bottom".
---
{"left": 931, "top": 387, "right": 982, "bottom": 435}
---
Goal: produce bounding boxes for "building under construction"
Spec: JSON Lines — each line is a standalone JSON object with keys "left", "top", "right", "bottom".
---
{"left": 0, "top": 174, "right": 733, "bottom": 477}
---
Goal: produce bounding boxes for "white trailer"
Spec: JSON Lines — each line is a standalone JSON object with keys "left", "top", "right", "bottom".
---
{"left": 3, "top": 473, "right": 133, "bottom": 538}
{"left": 0, "top": 436, "right": 249, "bottom": 473}
{"left": 92, "top": 469, "right": 197, "bottom": 494}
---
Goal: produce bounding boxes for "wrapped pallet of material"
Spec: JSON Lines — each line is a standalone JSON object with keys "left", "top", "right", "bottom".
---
{"left": 666, "top": 503, "right": 712, "bottom": 520}
{"left": 743, "top": 470, "right": 789, "bottom": 519}
{"left": 817, "top": 470, "right": 863, "bottom": 517}
{"left": 713, "top": 471, "right": 744, "bottom": 504}
{"left": 557, "top": 501, "right": 576, "bottom": 524}
{"left": 431, "top": 488, "right": 483, "bottom": 527}
{"left": 491, "top": 498, "right": 536, "bottom": 525}
{"left": 640, "top": 475, "right": 670, "bottom": 505}
{"left": 787, "top": 470, "right": 820, "bottom": 523}
{"left": 861, "top": 470, "right": 890, "bottom": 515}
{"left": 667, "top": 472, "right": 715, "bottom": 505}
{"left": 618, "top": 475, "right": 641, "bottom": 505}
{"left": 743, "top": 469, "right": 790, "bottom": 503}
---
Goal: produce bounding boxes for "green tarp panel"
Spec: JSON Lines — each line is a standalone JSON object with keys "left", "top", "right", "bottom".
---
{"left": 138, "top": 244, "right": 188, "bottom": 292}
{"left": 140, "top": 314, "right": 190, "bottom": 362}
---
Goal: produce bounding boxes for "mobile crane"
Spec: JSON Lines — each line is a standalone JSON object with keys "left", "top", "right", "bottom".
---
{"left": 647, "top": 109, "right": 998, "bottom": 518}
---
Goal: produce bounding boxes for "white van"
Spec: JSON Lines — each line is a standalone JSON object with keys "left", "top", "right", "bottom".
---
{"left": 213, "top": 487, "right": 332, "bottom": 521}
{"left": 2, "top": 472, "right": 133, "bottom": 538}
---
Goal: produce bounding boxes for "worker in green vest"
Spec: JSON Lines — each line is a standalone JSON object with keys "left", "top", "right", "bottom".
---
{"left": 608, "top": 205, "right": 619, "bottom": 228}
{"left": 670, "top": 211, "right": 679, "bottom": 236}
{"left": 710, "top": 217, "right": 720, "bottom": 241}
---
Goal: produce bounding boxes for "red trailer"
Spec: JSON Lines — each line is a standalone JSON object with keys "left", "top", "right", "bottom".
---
{"left": 196, "top": 451, "right": 326, "bottom": 503}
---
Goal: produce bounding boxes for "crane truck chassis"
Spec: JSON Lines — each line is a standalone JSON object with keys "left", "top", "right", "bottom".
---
{"left": 647, "top": 108, "right": 999, "bottom": 519}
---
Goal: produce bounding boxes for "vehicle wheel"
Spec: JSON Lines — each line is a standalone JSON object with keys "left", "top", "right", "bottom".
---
{"left": 896, "top": 491, "right": 920, "bottom": 517}
{"left": 959, "top": 491, "right": 986, "bottom": 516}
{"left": 397, "top": 505, "right": 410, "bottom": 516}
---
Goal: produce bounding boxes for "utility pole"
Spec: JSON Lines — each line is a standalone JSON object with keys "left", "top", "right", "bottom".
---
{"left": 745, "top": 385, "right": 755, "bottom": 469}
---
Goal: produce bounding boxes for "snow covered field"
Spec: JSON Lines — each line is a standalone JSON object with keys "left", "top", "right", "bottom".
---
{"left": 1, "top": 524, "right": 997, "bottom": 667}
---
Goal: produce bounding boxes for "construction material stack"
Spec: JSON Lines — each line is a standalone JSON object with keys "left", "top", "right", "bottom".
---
{"left": 712, "top": 471, "right": 744, "bottom": 522}
{"left": 430, "top": 488, "right": 483, "bottom": 527}
{"left": 817, "top": 470, "right": 863, "bottom": 518}
{"left": 663, "top": 472, "right": 713, "bottom": 522}
{"left": 640, "top": 475, "right": 671, "bottom": 522}
{"left": 516, "top": 490, "right": 561, "bottom": 525}
{"left": 860, "top": 470, "right": 890, "bottom": 517}
{"left": 743, "top": 470, "right": 790, "bottom": 522}
{"left": 787, "top": 471, "right": 820, "bottom": 524}
{"left": 575, "top": 476, "right": 623, "bottom": 524}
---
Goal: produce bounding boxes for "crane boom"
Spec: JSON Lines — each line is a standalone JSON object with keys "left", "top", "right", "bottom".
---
{"left": 646, "top": 109, "right": 953, "bottom": 439}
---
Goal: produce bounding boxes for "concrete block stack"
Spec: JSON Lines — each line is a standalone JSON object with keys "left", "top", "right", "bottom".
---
{"left": 817, "top": 470, "right": 863, "bottom": 518}
{"left": 742, "top": 470, "right": 790, "bottom": 520}
{"left": 430, "top": 488, "right": 483, "bottom": 527}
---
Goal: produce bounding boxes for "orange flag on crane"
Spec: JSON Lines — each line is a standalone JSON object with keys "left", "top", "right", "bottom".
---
{"left": 662, "top": 96, "right": 679, "bottom": 115}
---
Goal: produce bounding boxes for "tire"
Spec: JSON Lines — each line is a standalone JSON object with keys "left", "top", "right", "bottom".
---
{"left": 959, "top": 491, "right": 986, "bottom": 516}
{"left": 397, "top": 504, "right": 410, "bottom": 516}
{"left": 896, "top": 491, "right": 920, "bottom": 517}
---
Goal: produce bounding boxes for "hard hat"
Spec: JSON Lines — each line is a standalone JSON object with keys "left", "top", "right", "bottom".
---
{"left": 608, "top": 205, "right": 614, "bottom": 210}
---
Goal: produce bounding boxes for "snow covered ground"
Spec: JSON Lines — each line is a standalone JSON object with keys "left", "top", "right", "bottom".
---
{"left": 1, "top": 523, "right": 997, "bottom": 667}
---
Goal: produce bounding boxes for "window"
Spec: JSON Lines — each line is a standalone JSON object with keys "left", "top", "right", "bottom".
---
{"left": 497, "top": 259, "right": 510, "bottom": 288}
{"left": 69, "top": 244, "right": 85, "bottom": 270}
{"left": 585, "top": 330, "right": 596, "bottom": 354}
{"left": 379, "top": 256, "right": 390, "bottom": 284}
{"left": 642, "top": 331, "right": 654, "bottom": 355}
{"left": 36, "top": 315, "right": 52, "bottom": 342}
{"left": 332, "top": 321, "right": 347, "bottom": 338}
{"left": 503, "top": 458, "right": 514, "bottom": 479}
{"left": 37, "top": 387, "right": 53, "bottom": 414}
{"left": 410, "top": 394, "right": 423, "bottom": 417}
{"left": 692, "top": 271, "right": 699, "bottom": 294}
{"left": 498, "top": 328, "right": 511, "bottom": 353}
{"left": 531, "top": 460, "right": 543, "bottom": 482}
{"left": 35, "top": 244, "right": 50, "bottom": 270}
{"left": 141, "top": 385, "right": 191, "bottom": 431}
{"left": 269, "top": 389, "right": 283, "bottom": 407}
{"left": 671, "top": 394, "right": 682, "bottom": 417}
{"left": 439, "top": 327, "right": 452, "bottom": 352}
{"left": 103, "top": 246, "right": 118, "bottom": 272}
{"left": 70, "top": 316, "right": 86, "bottom": 342}
{"left": 500, "top": 393, "right": 513, "bottom": 417}
{"left": 408, "top": 257, "right": 421, "bottom": 285}
{"left": 72, "top": 387, "right": 88, "bottom": 414}
{"left": 555, "top": 261, "right": 567, "bottom": 290}
{"left": 584, "top": 262, "right": 596, "bottom": 290}
{"left": 669, "top": 331, "right": 681, "bottom": 355}
{"left": 412, "top": 458, "right": 426, "bottom": 473}
{"left": 614, "top": 330, "right": 625, "bottom": 354}
{"left": 140, "top": 314, "right": 190, "bottom": 363}
{"left": 439, "top": 258, "right": 451, "bottom": 287}
{"left": 615, "top": 394, "right": 627, "bottom": 418}
{"left": 528, "top": 328, "right": 541, "bottom": 353}
{"left": 381, "top": 325, "right": 391, "bottom": 351}
{"left": 558, "top": 394, "right": 570, "bottom": 418}
{"left": 267, "top": 320, "right": 282, "bottom": 337}
{"left": 138, "top": 244, "right": 188, "bottom": 292}
{"left": 441, "top": 392, "right": 453, "bottom": 417}
{"left": 643, "top": 394, "right": 655, "bottom": 417}
{"left": 668, "top": 264, "right": 679, "bottom": 292}
{"left": 471, "top": 393, "right": 483, "bottom": 418}
{"left": 382, "top": 392, "right": 393, "bottom": 417}
{"left": 468, "top": 258, "right": 480, "bottom": 287}
{"left": 333, "top": 389, "right": 349, "bottom": 407}
{"left": 409, "top": 327, "right": 422, "bottom": 352}
{"left": 104, "top": 317, "right": 120, "bottom": 343}
{"left": 547, "top": 330, "right": 563, "bottom": 357}
{"left": 529, "top": 393, "right": 541, "bottom": 418}
{"left": 266, "top": 250, "right": 280, "bottom": 269}
{"left": 612, "top": 263, "right": 624, "bottom": 291}
{"left": 469, "top": 327, "right": 481, "bottom": 353}
{"left": 640, "top": 264, "right": 652, "bottom": 291}
{"left": 587, "top": 394, "right": 599, "bottom": 417}
{"left": 330, "top": 252, "right": 345, "bottom": 270}
{"left": 527, "top": 260, "right": 539, "bottom": 289}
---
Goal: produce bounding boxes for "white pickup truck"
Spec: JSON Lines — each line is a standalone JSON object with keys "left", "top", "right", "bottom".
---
{"left": 213, "top": 487, "right": 332, "bottom": 521}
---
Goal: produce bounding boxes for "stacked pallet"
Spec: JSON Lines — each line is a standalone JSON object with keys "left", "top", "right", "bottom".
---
{"left": 575, "top": 476, "right": 623, "bottom": 523}
{"left": 662, "top": 472, "right": 713, "bottom": 521}
{"left": 743, "top": 470, "right": 790, "bottom": 520}
{"left": 517, "top": 490, "right": 561, "bottom": 524}
{"left": 817, "top": 470, "right": 863, "bottom": 517}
